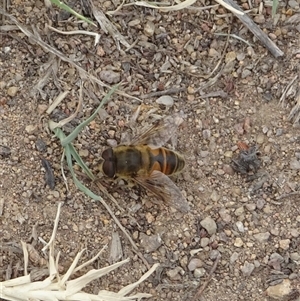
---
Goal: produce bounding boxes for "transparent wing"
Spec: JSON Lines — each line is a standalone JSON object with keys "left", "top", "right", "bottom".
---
{"left": 122, "top": 114, "right": 184, "bottom": 148}
{"left": 133, "top": 170, "right": 190, "bottom": 213}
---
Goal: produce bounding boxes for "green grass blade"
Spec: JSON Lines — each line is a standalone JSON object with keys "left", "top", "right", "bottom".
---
{"left": 53, "top": 127, "right": 95, "bottom": 180}
{"left": 61, "top": 84, "right": 120, "bottom": 147}
{"left": 272, "top": 0, "right": 279, "bottom": 17}
{"left": 49, "top": 0, "right": 97, "bottom": 26}
{"left": 65, "top": 144, "right": 102, "bottom": 200}
{"left": 68, "top": 143, "right": 95, "bottom": 180}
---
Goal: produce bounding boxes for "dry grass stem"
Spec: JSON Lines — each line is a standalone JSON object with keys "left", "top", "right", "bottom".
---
{"left": 20, "top": 241, "right": 29, "bottom": 276}
{"left": 288, "top": 91, "right": 300, "bottom": 124}
{"left": 276, "top": 191, "right": 300, "bottom": 200}
{"left": 48, "top": 85, "right": 82, "bottom": 130}
{"left": 47, "top": 24, "right": 101, "bottom": 46}
{"left": 214, "top": 0, "right": 244, "bottom": 14}
{"left": 46, "top": 91, "right": 70, "bottom": 115}
{"left": 32, "top": 56, "right": 58, "bottom": 99}
{"left": 124, "top": 0, "right": 198, "bottom": 12}
{"left": 60, "top": 150, "right": 70, "bottom": 191}
{"left": 192, "top": 255, "right": 221, "bottom": 300}
{"left": 106, "top": 0, "right": 126, "bottom": 15}
{"left": 214, "top": 32, "right": 253, "bottom": 46}
{"left": 141, "top": 87, "right": 186, "bottom": 99}
{"left": 222, "top": 0, "right": 284, "bottom": 57}
{"left": 0, "top": 202, "right": 159, "bottom": 301}
{"left": 0, "top": 8, "right": 141, "bottom": 102}
{"left": 186, "top": 4, "right": 219, "bottom": 11}
{"left": 88, "top": 0, "right": 130, "bottom": 48}
{"left": 0, "top": 25, "right": 18, "bottom": 31}
{"left": 41, "top": 202, "right": 62, "bottom": 253}
{"left": 94, "top": 182, "right": 151, "bottom": 269}
{"left": 279, "top": 74, "right": 298, "bottom": 106}
{"left": 124, "top": 0, "right": 242, "bottom": 14}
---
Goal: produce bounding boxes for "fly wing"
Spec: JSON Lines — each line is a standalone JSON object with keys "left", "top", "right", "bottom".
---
{"left": 133, "top": 170, "right": 190, "bottom": 213}
{"left": 123, "top": 114, "right": 184, "bottom": 148}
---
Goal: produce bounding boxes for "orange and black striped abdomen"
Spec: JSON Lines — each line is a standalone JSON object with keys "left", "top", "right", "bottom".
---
{"left": 101, "top": 145, "right": 185, "bottom": 178}
{"left": 148, "top": 147, "right": 185, "bottom": 175}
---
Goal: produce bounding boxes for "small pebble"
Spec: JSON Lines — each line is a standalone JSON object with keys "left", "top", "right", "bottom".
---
{"left": 194, "top": 267, "right": 206, "bottom": 278}
{"left": 202, "top": 129, "right": 211, "bottom": 139}
{"left": 234, "top": 237, "right": 244, "bottom": 247}
{"left": 210, "top": 190, "right": 220, "bottom": 202}
{"left": 188, "top": 258, "right": 203, "bottom": 271}
{"left": 25, "top": 124, "right": 37, "bottom": 134}
{"left": 290, "top": 158, "right": 300, "bottom": 170}
{"left": 256, "top": 133, "right": 265, "bottom": 144}
{"left": 256, "top": 199, "right": 265, "bottom": 210}
{"left": 0, "top": 145, "right": 11, "bottom": 157}
{"left": 200, "top": 237, "right": 210, "bottom": 248}
{"left": 200, "top": 216, "right": 217, "bottom": 235}
{"left": 290, "top": 252, "right": 300, "bottom": 261}
{"left": 7, "top": 86, "right": 18, "bottom": 97}
{"left": 236, "top": 221, "right": 244, "bottom": 232}
{"left": 99, "top": 70, "right": 121, "bottom": 84}
{"left": 254, "top": 15, "right": 265, "bottom": 23}
{"left": 128, "top": 19, "right": 140, "bottom": 27}
{"left": 230, "top": 252, "right": 239, "bottom": 264}
{"left": 270, "top": 228, "right": 280, "bottom": 236}
{"left": 219, "top": 208, "right": 231, "bottom": 224}
{"left": 245, "top": 203, "right": 256, "bottom": 211}
{"left": 223, "top": 164, "right": 235, "bottom": 175}
{"left": 139, "top": 233, "right": 162, "bottom": 253}
{"left": 241, "top": 261, "right": 255, "bottom": 276}
{"left": 156, "top": 95, "right": 174, "bottom": 107}
{"left": 268, "top": 253, "right": 283, "bottom": 270}
{"left": 266, "top": 279, "right": 292, "bottom": 299}
{"left": 209, "top": 250, "right": 220, "bottom": 260}
{"left": 234, "top": 206, "right": 244, "bottom": 216}
{"left": 279, "top": 239, "right": 290, "bottom": 250}
{"left": 290, "top": 228, "right": 299, "bottom": 237}
{"left": 225, "top": 51, "right": 236, "bottom": 63}
{"left": 224, "top": 150, "right": 233, "bottom": 158}
{"left": 166, "top": 266, "right": 184, "bottom": 279}
{"left": 275, "top": 128, "right": 283, "bottom": 136}
{"left": 219, "top": 208, "right": 231, "bottom": 223}
{"left": 253, "top": 232, "right": 270, "bottom": 243}
{"left": 241, "top": 69, "right": 252, "bottom": 79}
{"left": 144, "top": 21, "right": 155, "bottom": 37}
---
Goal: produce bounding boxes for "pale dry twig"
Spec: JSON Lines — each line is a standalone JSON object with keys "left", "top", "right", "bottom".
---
{"left": 0, "top": 202, "right": 159, "bottom": 301}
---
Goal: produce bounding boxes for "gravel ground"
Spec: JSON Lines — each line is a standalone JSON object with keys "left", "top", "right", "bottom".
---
{"left": 0, "top": 1, "right": 300, "bottom": 300}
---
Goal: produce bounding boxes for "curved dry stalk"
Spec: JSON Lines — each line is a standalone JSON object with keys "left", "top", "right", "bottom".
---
{"left": 0, "top": 203, "right": 159, "bottom": 301}
{"left": 47, "top": 24, "right": 101, "bottom": 46}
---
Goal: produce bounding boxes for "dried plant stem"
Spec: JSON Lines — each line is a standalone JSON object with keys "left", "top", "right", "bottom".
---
{"left": 279, "top": 74, "right": 298, "bottom": 106}
{"left": 0, "top": 8, "right": 141, "bottom": 102}
{"left": 0, "top": 203, "right": 159, "bottom": 301}
{"left": 222, "top": 0, "right": 284, "bottom": 57}
{"left": 192, "top": 255, "right": 221, "bottom": 300}
{"left": 42, "top": 202, "right": 62, "bottom": 252}
{"left": 47, "top": 25, "right": 100, "bottom": 45}
{"left": 276, "top": 191, "right": 300, "bottom": 201}
{"left": 95, "top": 182, "right": 151, "bottom": 269}
{"left": 141, "top": 87, "right": 186, "bottom": 99}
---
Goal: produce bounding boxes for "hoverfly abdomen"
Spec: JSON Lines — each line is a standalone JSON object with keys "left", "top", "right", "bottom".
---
{"left": 149, "top": 147, "right": 185, "bottom": 175}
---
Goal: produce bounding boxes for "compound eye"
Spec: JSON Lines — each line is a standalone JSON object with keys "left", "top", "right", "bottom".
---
{"left": 102, "top": 160, "right": 115, "bottom": 178}
{"left": 102, "top": 148, "right": 113, "bottom": 160}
